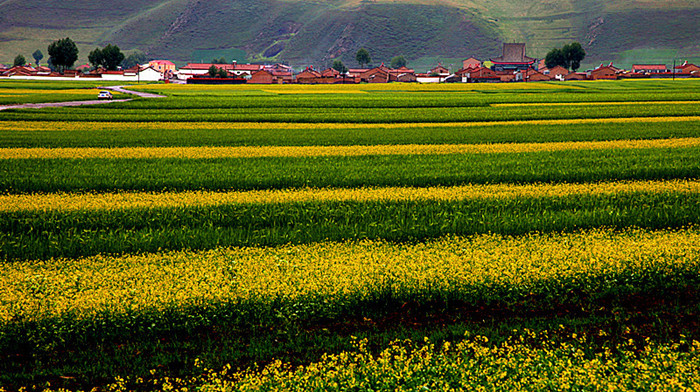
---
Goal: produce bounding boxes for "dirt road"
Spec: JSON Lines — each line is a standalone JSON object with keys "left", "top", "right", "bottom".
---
{"left": 103, "top": 85, "right": 166, "bottom": 98}
{"left": 0, "top": 86, "right": 165, "bottom": 111}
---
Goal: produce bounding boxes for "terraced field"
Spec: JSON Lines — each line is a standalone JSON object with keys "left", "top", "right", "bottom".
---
{"left": 1, "top": 79, "right": 699, "bottom": 391}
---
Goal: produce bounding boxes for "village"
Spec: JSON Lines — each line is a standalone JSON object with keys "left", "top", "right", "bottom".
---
{"left": 1, "top": 43, "right": 698, "bottom": 84}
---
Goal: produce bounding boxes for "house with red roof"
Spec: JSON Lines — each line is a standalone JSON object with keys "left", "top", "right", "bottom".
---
{"left": 178, "top": 61, "right": 262, "bottom": 79}
{"left": 545, "top": 65, "right": 570, "bottom": 80}
{"left": 523, "top": 69, "right": 552, "bottom": 82}
{"left": 231, "top": 62, "right": 263, "bottom": 77}
{"left": 392, "top": 67, "right": 417, "bottom": 82}
{"left": 462, "top": 57, "right": 481, "bottom": 69}
{"left": 564, "top": 72, "right": 588, "bottom": 81}
{"left": 1, "top": 66, "right": 36, "bottom": 77}
{"left": 675, "top": 61, "right": 700, "bottom": 76}
{"left": 178, "top": 63, "right": 227, "bottom": 79}
{"left": 589, "top": 65, "right": 620, "bottom": 80}
{"left": 429, "top": 64, "right": 449, "bottom": 75}
{"left": 265, "top": 63, "right": 293, "bottom": 73}
{"left": 149, "top": 60, "right": 176, "bottom": 77}
{"left": 270, "top": 70, "right": 293, "bottom": 83}
{"left": 321, "top": 68, "right": 340, "bottom": 78}
{"left": 347, "top": 68, "right": 369, "bottom": 78}
{"left": 296, "top": 68, "right": 323, "bottom": 83}
{"left": 248, "top": 70, "right": 276, "bottom": 84}
{"left": 456, "top": 66, "right": 500, "bottom": 83}
{"left": 632, "top": 64, "right": 668, "bottom": 74}
{"left": 359, "top": 66, "right": 410, "bottom": 83}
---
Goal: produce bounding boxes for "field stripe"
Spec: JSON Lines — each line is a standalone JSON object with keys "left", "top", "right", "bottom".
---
{"left": 491, "top": 101, "right": 700, "bottom": 107}
{"left": 2, "top": 179, "right": 698, "bottom": 212}
{"left": 2, "top": 137, "right": 700, "bottom": 159}
{"left": 2, "top": 116, "right": 699, "bottom": 132}
{"left": 2, "top": 227, "right": 699, "bottom": 323}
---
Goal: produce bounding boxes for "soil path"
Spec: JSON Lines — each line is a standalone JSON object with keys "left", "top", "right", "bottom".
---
{"left": 103, "top": 85, "right": 166, "bottom": 98}
{"left": 0, "top": 86, "right": 165, "bottom": 111}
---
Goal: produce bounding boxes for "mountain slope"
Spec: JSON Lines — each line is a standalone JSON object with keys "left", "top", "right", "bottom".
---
{"left": 0, "top": 0, "right": 698, "bottom": 70}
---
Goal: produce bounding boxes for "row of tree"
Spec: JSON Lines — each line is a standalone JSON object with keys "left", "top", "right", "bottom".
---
{"left": 12, "top": 37, "right": 147, "bottom": 73}
{"left": 340, "top": 44, "right": 585, "bottom": 74}
{"left": 11, "top": 37, "right": 77, "bottom": 72}
{"left": 88, "top": 42, "right": 147, "bottom": 70}
{"left": 330, "top": 48, "right": 408, "bottom": 74}
{"left": 12, "top": 50, "right": 43, "bottom": 67}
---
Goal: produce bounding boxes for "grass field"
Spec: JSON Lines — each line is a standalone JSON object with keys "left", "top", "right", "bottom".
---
{"left": 0, "top": 79, "right": 699, "bottom": 391}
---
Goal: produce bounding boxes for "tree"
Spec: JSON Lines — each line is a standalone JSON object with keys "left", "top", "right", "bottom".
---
{"left": 122, "top": 51, "right": 147, "bottom": 69}
{"left": 13, "top": 54, "right": 26, "bottom": 67}
{"left": 32, "top": 50, "right": 43, "bottom": 66}
{"left": 332, "top": 59, "right": 348, "bottom": 74}
{"left": 562, "top": 42, "right": 586, "bottom": 72}
{"left": 211, "top": 57, "right": 227, "bottom": 64}
{"left": 47, "top": 37, "right": 79, "bottom": 73}
{"left": 217, "top": 67, "right": 228, "bottom": 78}
{"left": 88, "top": 47, "right": 104, "bottom": 69}
{"left": 101, "top": 44, "right": 125, "bottom": 70}
{"left": 356, "top": 48, "right": 371, "bottom": 68}
{"left": 544, "top": 48, "right": 566, "bottom": 69}
{"left": 208, "top": 65, "right": 219, "bottom": 77}
{"left": 545, "top": 42, "right": 586, "bottom": 71}
{"left": 390, "top": 55, "right": 407, "bottom": 69}
{"left": 88, "top": 44, "right": 125, "bottom": 70}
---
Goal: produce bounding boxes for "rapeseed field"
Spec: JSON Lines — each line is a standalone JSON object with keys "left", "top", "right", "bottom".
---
{"left": 1, "top": 79, "right": 699, "bottom": 391}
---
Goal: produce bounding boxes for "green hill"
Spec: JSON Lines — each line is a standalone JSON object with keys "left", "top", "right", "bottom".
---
{"left": 0, "top": 0, "right": 698, "bottom": 70}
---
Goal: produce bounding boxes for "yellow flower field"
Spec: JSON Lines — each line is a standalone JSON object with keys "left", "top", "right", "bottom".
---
{"left": 3, "top": 115, "right": 698, "bottom": 133}
{"left": 133, "top": 336, "right": 699, "bottom": 392}
{"left": 2, "top": 179, "right": 697, "bottom": 212}
{"left": 2, "top": 137, "right": 700, "bottom": 159}
{"left": 1, "top": 227, "right": 697, "bottom": 324}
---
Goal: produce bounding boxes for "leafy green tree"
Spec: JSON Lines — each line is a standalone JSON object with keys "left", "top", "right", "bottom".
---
{"left": 122, "top": 51, "right": 147, "bottom": 69}
{"left": 217, "top": 67, "right": 228, "bottom": 78}
{"left": 89, "top": 45, "right": 125, "bottom": 70}
{"left": 545, "top": 42, "right": 586, "bottom": 71}
{"left": 211, "top": 57, "right": 227, "bottom": 64}
{"left": 47, "top": 37, "right": 79, "bottom": 73}
{"left": 32, "top": 50, "right": 43, "bottom": 66}
{"left": 13, "top": 54, "right": 26, "bottom": 67}
{"left": 332, "top": 59, "right": 348, "bottom": 74}
{"left": 544, "top": 48, "right": 566, "bottom": 69}
{"left": 562, "top": 42, "right": 586, "bottom": 71}
{"left": 101, "top": 44, "right": 125, "bottom": 70}
{"left": 390, "top": 55, "right": 407, "bottom": 69}
{"left": 356, "top": 48, "right": 371, "bottom": 68}
{"left": 88, "top": 47, "right": 104, "bottom": 69}
{"left": 208, "top": 65, "right": 219, "bottom": 77}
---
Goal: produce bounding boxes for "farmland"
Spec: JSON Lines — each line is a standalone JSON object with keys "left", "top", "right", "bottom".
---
{"left": 1, "top": 79, "right": 700, "bottom": 391}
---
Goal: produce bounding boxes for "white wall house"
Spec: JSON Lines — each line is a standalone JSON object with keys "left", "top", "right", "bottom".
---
{"left": 101, "top": 67, "right": 161, "bottom": 82}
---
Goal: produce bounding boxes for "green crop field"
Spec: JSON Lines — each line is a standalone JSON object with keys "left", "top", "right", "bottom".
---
{"left": 1, "top": 79, "right": 700, "bottom": 391}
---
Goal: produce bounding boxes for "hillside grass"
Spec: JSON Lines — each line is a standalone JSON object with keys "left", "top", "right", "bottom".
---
{"left": 3, "top": 0, "right": 697, "bottom": 68}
